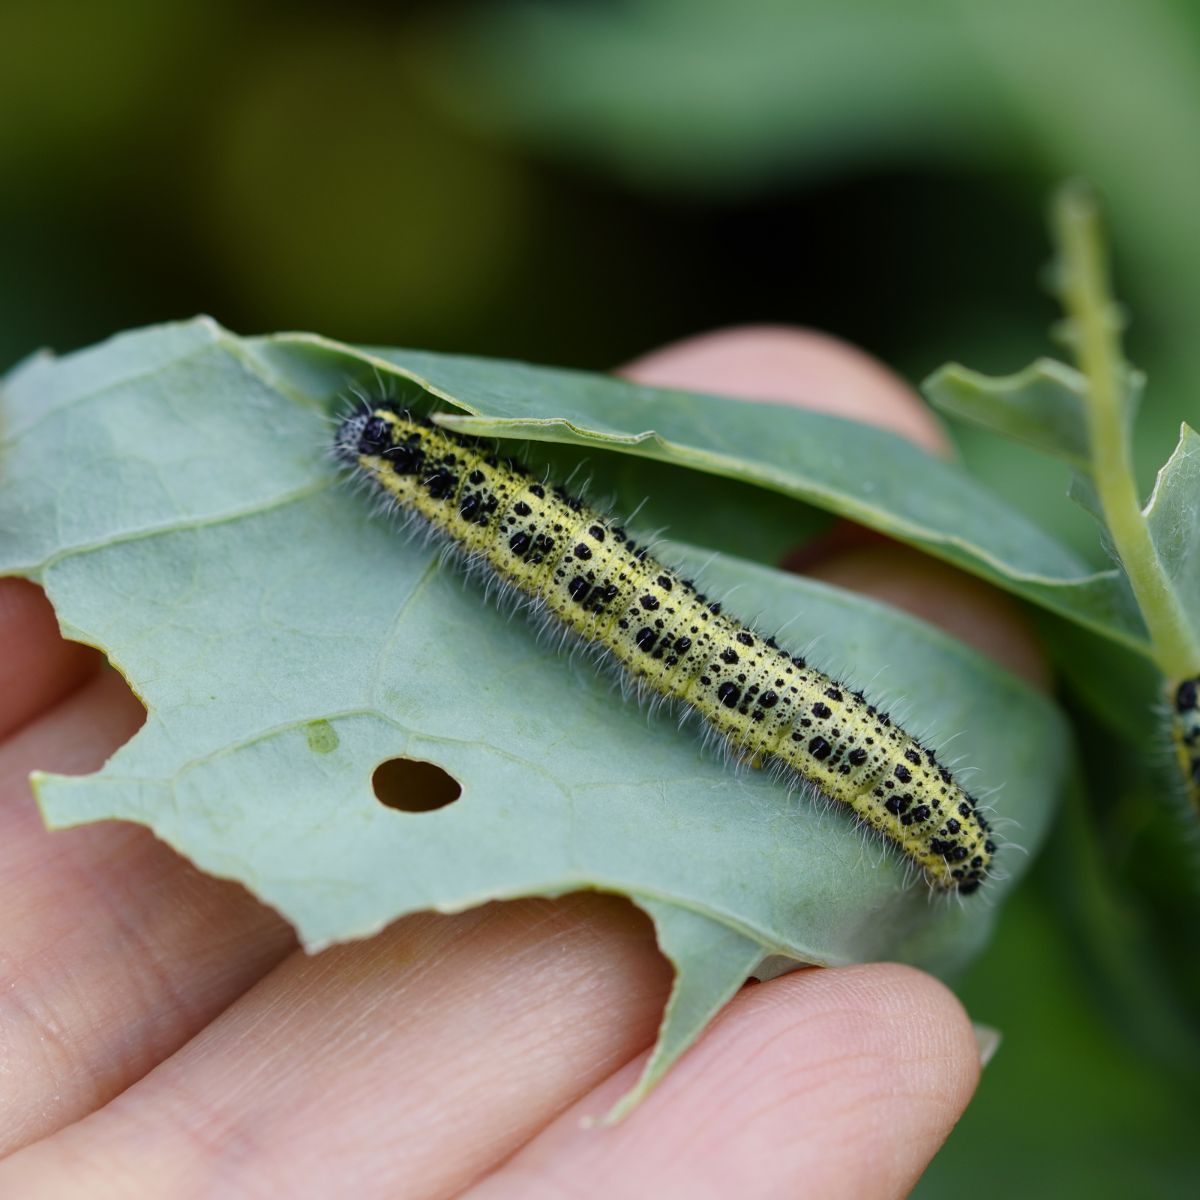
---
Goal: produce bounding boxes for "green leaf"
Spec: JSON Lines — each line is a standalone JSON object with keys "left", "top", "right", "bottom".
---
{"left": 0, "top": 318, "right": 1070, "bottom": 1108}
{"left": 924, "top": 357, "right": 1150, "bottom": 544}
{"left": 1144, "top": 423, "right": 1200, "bottom": 655}
{"left": 923, "top": 358, "right": 1093, "bottom": 467}
{"left": 377, "top": 354, "right": 1144, "bottom": 652}
{"left": 267, "top": 336, "right": 1150, "bottom": 654}
{"left": 605, "top": 901, "right": 763, "bottom": 1121}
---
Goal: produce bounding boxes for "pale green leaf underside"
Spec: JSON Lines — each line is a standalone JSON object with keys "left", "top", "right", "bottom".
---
{"left": 0, "top": 319, "right": 1070, "bottom": 1110}
{"left": 1144, "top": 423, "right": 1200, "bottom": 665}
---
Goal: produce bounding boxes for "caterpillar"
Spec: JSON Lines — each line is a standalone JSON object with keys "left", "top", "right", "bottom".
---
{"left": 1171, "top": 676, "right": 1200, "bottom": 814}
{"left": 335, "top": 405, "right": 996, "bottom": 893}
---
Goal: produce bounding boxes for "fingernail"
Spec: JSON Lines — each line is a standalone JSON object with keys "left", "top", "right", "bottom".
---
{"left": 973, "top": 1022, "right": 1002, "bottom": 1067}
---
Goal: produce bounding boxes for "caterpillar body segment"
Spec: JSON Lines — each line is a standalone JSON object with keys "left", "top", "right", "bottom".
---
{"left": 1171, "top": 676, "right": 1200, "bottom": 815}
{"left": 335, "top": 407, "right": 995, "bottom": 893}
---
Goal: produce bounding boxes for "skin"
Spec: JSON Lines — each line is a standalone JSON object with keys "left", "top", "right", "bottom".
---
{"left": 0, "top": 326, "right": 1046, "bottom": 1198}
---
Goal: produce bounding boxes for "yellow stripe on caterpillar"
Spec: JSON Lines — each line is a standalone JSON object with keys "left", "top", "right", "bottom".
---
{"left": 335, "top": 406, "right": 996, "bottom": 893}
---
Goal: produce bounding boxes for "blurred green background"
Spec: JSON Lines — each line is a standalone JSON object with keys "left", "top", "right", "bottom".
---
{"left": 3, "top": 1, "right": 1198, "bottom": 1194}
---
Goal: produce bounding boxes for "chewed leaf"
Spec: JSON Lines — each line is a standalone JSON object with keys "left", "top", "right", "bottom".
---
{"left": 924, "top": 357, "right": 1145, "bottom": 470}
{"left": 924, "top": 358, "right": 1094, "bottom": 467}
{"left": 1, "top": 318, "right": 1070, "bottom": 1110}
{"left": 923, "top": 350, "right": 1149, "bottom": 602}
{"left": 605, "top": 900, "right": 763, "bottom": 1122}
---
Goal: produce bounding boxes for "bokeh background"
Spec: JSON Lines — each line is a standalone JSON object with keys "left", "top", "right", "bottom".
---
{"left": 4, "top": 1, "right": 1199, "bottom": 1194}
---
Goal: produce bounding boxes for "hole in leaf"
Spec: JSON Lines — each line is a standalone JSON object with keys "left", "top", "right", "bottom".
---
{"left": 372, "top": 757, "right": 462, "bottom": 813}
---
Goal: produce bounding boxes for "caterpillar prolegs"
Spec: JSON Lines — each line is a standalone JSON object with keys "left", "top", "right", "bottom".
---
{"left": 335, "top": 406, "right": 996, "bottom": 893}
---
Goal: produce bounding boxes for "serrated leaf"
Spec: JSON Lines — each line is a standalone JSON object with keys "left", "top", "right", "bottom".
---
{"left": 0, "top": 319, "right": 1071, "bottom": 1109}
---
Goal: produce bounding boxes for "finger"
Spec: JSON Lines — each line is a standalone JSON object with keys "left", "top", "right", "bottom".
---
{"left": 0, "top": 895, "right": 673, "bottom": 1199}
{"left": 467, "top": 964, "right": 980, "bottom": 1200}
{"left": 626, "top": 326, "right": 1048, "bottom": 688}
{"left": 0, "top": 578, "right": 101, "bottom": 739}
{"left": 0, "top": 669, "right": 294, "bottom": 1154}
{"left": 622, "top": 324, "right": 951, "bottom": 455}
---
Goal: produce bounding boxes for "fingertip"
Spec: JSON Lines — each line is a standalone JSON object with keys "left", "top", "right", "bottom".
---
{"left": 832, "top": 961, "right": 983, "bottom": 1102}
{"left": 720, "top": 962, "right": 981, "bottom": 1117}
{"left": 621, "top": 325, "right": 951, "bottom": 456}
{"left": 694, "top": 962, "right": 983, "bottom": 1193}
{"left": 475, "top": 961, "right": 982, "bottom": 1200}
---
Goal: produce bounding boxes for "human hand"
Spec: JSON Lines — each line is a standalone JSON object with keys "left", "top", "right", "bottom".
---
{"left": 0, "top": 327, "right": 1044, "bottom": 1198}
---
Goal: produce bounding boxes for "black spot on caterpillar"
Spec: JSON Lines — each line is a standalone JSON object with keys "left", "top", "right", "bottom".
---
{"left": 335, "top": 406, "right": 995, "bottom": 892}
{"left": 1171, "top": 675, "right": 1200, "bottom": 814}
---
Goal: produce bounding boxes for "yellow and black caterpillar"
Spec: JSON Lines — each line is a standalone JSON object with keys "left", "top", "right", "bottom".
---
{"left": 336, "top": 406, "right": 996, "bottom": 893}
{"left": 1172, "top": 676, "right": 1200, "bottom": 814}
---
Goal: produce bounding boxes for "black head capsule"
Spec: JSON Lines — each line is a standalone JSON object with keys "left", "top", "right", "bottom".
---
{"left": 336, "top": 411, "right": 391, "bottom": 462}
{"left": 358, "top": 415, "right": 392, "bottom": 455}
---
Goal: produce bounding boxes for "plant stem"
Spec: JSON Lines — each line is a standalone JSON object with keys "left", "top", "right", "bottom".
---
{"left": 1053, "top": 185, "right": 1200, "bottom": 675}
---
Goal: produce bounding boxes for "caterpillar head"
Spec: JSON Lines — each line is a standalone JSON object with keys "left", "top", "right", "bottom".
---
{"left": 336, "top": 407, "right": 439, "bottom": 497}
